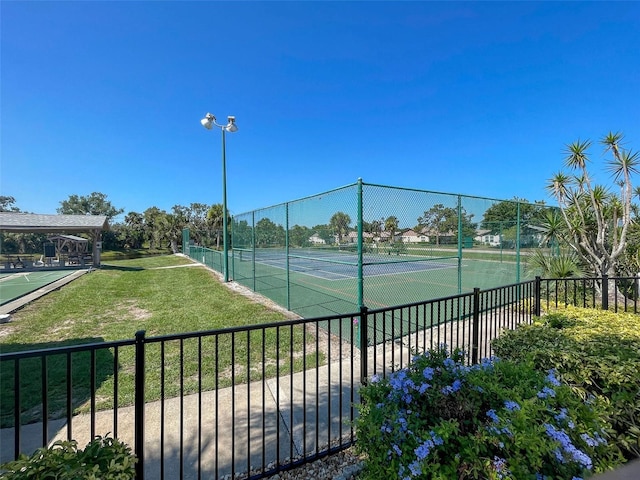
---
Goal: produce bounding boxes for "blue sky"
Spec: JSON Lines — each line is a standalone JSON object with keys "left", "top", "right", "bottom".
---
{"left": 2, "top": 1, "right": 639, "bottom": 221}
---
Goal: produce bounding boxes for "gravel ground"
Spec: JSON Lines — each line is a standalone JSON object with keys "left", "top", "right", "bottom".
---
{"left": 263, "top": 447, "right": 365, "bottom": 480}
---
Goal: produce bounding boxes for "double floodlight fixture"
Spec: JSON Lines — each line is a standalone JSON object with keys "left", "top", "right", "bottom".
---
{"left": 200, "top": 113, "right": 238, "bottom": 133}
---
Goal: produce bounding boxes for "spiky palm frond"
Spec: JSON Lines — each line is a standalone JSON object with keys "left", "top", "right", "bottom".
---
{"left": 607, "top": 149, "right": 640, "bottom": 182}
{"left": 591, "top": 185, "right": 610, "bottom": 210}
{"left": 601, "top": 131, "right": 624, "bottom": 158}
{"left": 564, "top": 139, "right": 592, "bottom": 170}
{"left": 526, "top": 249, "right": 584, "bottom": 278}
{"left": 539, "top": 210, "right": 565, "bottom": 245}
{"left": 546, "top": 172, "right": 572, "bottom": 201}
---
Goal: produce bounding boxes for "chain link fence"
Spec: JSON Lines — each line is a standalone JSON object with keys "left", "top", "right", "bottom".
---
{"left": 186, "top": 180, "right": 553, "bottom": 322}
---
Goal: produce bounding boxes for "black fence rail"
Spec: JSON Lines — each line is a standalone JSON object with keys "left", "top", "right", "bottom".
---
{"left": 1, "top": 276, "right": 636, "bottom": 479}
{"left": 538, "top": 274, "right": 640, "bottom": 314}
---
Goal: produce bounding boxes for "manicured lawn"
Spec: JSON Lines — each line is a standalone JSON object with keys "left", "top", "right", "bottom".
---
{"left": 0, "top": 255, "right": 319, "bottom": 426}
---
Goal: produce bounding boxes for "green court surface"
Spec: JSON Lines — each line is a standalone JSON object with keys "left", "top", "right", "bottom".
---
{"left": 0, "top": 270, "right": 78, "bottom": 305}
{"left": 232, "top": 256, "right": 532, "bottom": 317}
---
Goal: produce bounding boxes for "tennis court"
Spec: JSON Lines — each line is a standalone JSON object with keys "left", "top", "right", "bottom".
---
{"left": 235, "top": 248, "right": 457, "bottom": 281}
{"left": 0, "top": 270, "right": 78, "bottom": 305}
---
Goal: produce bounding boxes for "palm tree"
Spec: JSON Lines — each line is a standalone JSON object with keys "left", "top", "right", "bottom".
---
{"left": 207, "top": 204, "right": 225, "bottom": 249}
{"left": 385, "top": 216, "right": 399, "bottom": 243}
{"left": 546, "top": 132, "right": 637, "bottom": 298}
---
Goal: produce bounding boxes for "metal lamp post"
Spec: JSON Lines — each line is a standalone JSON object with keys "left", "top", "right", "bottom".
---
{"left": 201, "top": 113, "right": 238, "bottom": 282}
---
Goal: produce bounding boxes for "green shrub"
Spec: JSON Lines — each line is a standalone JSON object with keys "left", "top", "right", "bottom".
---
{"left": 492, "top": 306, "right": 640, "bottom": 460}
{"left": 355, "top": 346, "right": 623, "bottom": 479}
{"left": 0, "top": 435, "right": 137, "bottom": 479}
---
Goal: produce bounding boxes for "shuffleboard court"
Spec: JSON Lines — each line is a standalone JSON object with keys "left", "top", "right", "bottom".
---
{"left": 0, "top": 271, "right": 78, "bottom": 305}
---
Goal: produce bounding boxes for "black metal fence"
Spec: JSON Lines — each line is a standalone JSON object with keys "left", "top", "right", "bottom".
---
{"left": 1, "top": 275, "right": 637, "bottom": 478}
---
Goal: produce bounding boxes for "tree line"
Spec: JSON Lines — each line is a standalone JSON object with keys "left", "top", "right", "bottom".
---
{"left": 3, "top": 132, "right": 638, "bottom": 289}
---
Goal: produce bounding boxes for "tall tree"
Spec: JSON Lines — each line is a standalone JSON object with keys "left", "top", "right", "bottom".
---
{"left": 165, "top": 212, "right": 185, "bottom": 253}
{"left": 312, "top": 224, "right": 334, "bottom": 245}
{"left": 546, "top": 132, "right": 638, "bottom": 291}
{"left": 417, "top": 204, "right": 449, "bottom": 245}
{"left": 329, "top": 212, "right": 351, "bottom": 244}
{"left": 417, "top": 204, "right": 476, "bottom": 245}
{"left": 384, "top": 216, "right": 399, "bottom": 243}
{"left": 206, "top": 204, "right": 225, "bottom": 249}
{"left": 143, "top": 207, "right": 166, "bottom": 249}
{"left": 57, "top": 192, "right": 124, "bottom": 219}
{"left": 255, "top": 218, "right": 285, "bottom": 247}
{"left": 123, "top": 212, "right": 145, "bottom": 249}
{"left": 289, "top": 225, "right": 312, "bottom": 248}
{"left": 0, "top": 196, "right": 20, "bottom": 212}
{"left": 481, "top": 199, "right": 547, "bottom": 232}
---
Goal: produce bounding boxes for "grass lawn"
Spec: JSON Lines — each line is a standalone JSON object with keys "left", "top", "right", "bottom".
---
{"left": 0, "top": 255, "right": 321, "bottom": 426}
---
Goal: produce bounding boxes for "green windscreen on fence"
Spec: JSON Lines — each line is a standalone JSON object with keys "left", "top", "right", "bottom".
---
{"left": 186, "top": 180, "right": 554, "bottom": 323}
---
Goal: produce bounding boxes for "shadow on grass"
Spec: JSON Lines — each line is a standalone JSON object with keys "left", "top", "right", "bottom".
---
{"left": 0, "top": 337, "right": 116, "bottom": 429}
{"left": 99, "top": 264, "right": 145, "bottom": 272}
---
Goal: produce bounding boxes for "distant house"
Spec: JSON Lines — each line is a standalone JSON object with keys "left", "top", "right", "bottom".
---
{"left": 334, "top": 231, "right": 376, "bottom": 244}
{"left": 399, "top": 229, "right": 429, "bottom": 243}
{"left": 309, "top": 233, "right": 326, "bottom": 245}
{"left": 343, "top": 231, "right": 359, "bottom": 244}
{"left": 475, "top": 229, "right": 501, "bottom": 247}
{"left": 421, "top": 228, "right": 457, "bottom": 245}
{"left": 377, "top": 231, "right": 393, "bottom": 243}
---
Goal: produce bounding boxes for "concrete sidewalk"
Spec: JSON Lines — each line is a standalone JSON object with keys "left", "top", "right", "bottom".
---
{"left": 1, "top": 356, "right": 361, "bottom": 479}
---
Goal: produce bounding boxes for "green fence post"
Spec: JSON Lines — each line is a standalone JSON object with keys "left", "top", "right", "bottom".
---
{"left": 252, "top": 211, "right": 256, "bottom": 292}
{"left": 230, "top": 218, "right": 235, "bottom": 280}
{"left": 457, "top": 195, "right": 463, "bottom": 294}
{"left": 357, "top": 178, "right": 364, "bottom": 310}
{"left": 286, "top": 202, "right": 290, "bottom": 311}
{"left": 182, "top": 228, "right": 189, "bottom": 255}
{"left": 516, "top": 201, "right": 521, "bottom": 284}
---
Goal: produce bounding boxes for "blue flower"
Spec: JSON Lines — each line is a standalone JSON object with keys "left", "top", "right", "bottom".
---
{"left": 486, "top": 409, "right": 499, "bottom": 423}
{"left": 546, "top": 369, "right": 562, "bottom": 386}
{"left": 443, "top": 358, "right": 456, "bottom": 369}
{"left": 392, "top": 444, "right": 402, "bottom": 456}
{"left": 415, "top": 442, "right": 432, "bottom": 461}
{"left": 370, "top": 374, "right": 381, "bottom": 384}
{"left": 408, "top": 460, "right": 422, "bottom": 476}
{"left": 418, "top": 382, "right": 431, "bottom": 394}
{"left": 537, "top": 386, "right": 556, "bottom": 399}
{"left": 504, "top": 400, "right": 520, "bottom": 411}
{"left": 389, "top": 370, "right": 408, "bottom": 390}
{"left": 554, "top": 408, "right": 569, "bottom": 422}
{"left": 441, "top": 378, "right": 463, "bottom": 395}
{"left": 422, "top": 367, "right": 435, "bottom": 380}
{"left": 544, "top": 423, "right": 592, "bottom": 470}
{"left": 398, "top": 417, "right": 408, "bottom": 431}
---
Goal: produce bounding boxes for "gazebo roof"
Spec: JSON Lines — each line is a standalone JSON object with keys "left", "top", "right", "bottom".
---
{"left": 48, "top": 234, "right": 89, "bottom": 243}
{"left": 0, "top": 213, "right": 109, "bottom": 233}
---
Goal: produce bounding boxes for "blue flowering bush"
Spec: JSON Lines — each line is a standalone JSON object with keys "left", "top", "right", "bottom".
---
{"left": 355, "top": 346, "right": 623, "bottom": 479}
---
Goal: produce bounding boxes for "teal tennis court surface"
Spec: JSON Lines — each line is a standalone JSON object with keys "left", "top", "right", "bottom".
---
{"left": 0, "top": 270, "right": 78, "bottom": 305}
